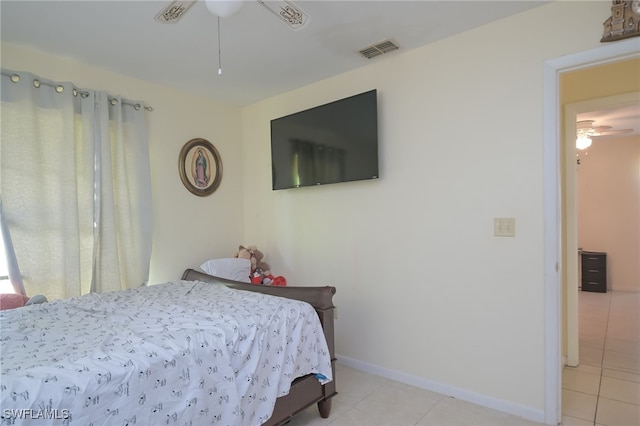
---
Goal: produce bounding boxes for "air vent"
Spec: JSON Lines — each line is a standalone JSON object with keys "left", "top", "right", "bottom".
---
{"left": 358, "top": 40, "right": 399, "bottom": 59}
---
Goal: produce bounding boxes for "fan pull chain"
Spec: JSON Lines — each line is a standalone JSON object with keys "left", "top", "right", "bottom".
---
{"left": 217, "top": 16, "right": 223, "bottom": 75}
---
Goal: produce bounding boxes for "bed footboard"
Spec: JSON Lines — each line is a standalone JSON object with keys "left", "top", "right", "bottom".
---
{"left": 181, "top": 268, "right": 337, "bottom": 425}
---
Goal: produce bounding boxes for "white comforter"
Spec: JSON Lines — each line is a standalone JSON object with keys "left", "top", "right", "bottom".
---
{"left": 0, "top": 280, "right": 332, "bottom": 426}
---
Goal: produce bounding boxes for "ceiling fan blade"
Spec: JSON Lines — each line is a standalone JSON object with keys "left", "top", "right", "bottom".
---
{"left": 257, "top": 0, "right": 310, "bottom": 31}
{"left": 155, "top": 0, "right": 196, "bottom": 24}
{"left": 592, "top": 128, "right": 633, "bottom": 136}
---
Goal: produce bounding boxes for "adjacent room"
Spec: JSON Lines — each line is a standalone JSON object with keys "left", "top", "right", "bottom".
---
{"left": 1, "top": 1, "right": 639, "bottom": 425}
{"left": 560, "top": 64, "right": 640, "bottom": 425}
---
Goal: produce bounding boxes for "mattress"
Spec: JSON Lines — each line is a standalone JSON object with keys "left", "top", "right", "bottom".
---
{"left": 0, "top": 280, "right": 332, "bottom": 425}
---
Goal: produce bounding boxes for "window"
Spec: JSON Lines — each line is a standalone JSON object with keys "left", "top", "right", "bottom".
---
{"left": 0, "top": 247, "right": 11, "bottom": 292}
{"left": 0, "top": 215, "right": 16, "bottom": 294}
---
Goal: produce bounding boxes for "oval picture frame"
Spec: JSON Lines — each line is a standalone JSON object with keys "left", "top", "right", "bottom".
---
{"left": 178, "top": 138, "right": 223, "bottom": 197}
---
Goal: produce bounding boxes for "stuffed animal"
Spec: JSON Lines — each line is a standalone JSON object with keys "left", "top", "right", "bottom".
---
{"left": 233, "top": 245, "right": 286, "bottom": 285}
{"left": 246, "top": 245, "right": 270, "bottom": 275}
{"left": 263, "top": 275, "right": 286, "bottom": 286}
{"left": 234, "top": 245, "right": 270, "bottom": 281}
{"left": 235, "top": 246, "right": 252, "bottom": 262}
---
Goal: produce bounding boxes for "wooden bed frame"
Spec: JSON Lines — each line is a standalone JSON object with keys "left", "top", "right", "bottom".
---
{"left": 181, "top": 269, "right": 337, "bottom": 426}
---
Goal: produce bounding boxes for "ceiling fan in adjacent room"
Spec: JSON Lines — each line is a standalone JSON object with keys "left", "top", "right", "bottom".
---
{"left": 154, "top": 0, "right": 309, "bottom": 30}
{"left": 575, "top": 119, "right": 633, "bottom": 150}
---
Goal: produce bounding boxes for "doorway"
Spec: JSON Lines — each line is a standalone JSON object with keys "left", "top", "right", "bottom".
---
{"left": 542, "top": 38, "right": 640, "bottom": 425}
{"left": 564, "top": 92, "right": 640, "bottom": 367}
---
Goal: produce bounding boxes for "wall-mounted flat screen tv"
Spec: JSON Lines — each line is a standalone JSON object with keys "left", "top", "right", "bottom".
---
{"left": 270, "top": 89, "right": 378, "bottom": 190}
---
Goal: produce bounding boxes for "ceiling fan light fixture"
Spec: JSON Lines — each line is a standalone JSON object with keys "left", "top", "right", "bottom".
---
{"left": 576, "top": 136, "right": 592, "bottom": 150}
{"left": 205, "top": 0, "right": 243, "bottom": 18}
{"left": 576, "top": 123, "right": 594, "bottom": 150}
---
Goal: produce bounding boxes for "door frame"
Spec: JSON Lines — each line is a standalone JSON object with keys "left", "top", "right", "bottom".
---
{"left": 542, "top": 38, "right": 640, "bottom": 425}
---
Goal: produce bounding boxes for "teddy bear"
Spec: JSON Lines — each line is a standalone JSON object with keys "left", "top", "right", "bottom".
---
{"left": 232, "top": 245, "right": 288, "bottom": 285}
{"left": 234, "top": 245, "right": 271, "bottom": 283}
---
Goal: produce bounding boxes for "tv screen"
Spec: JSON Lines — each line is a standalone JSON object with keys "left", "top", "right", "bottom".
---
{"left": 270, "top": 89, "right": 378, "bottom": 190}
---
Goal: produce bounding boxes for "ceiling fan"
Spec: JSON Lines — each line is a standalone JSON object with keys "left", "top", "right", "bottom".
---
{"left": 154, "top": 0, "right": 310, "bottom": 30}
{"left": 576, "top": 119, "right": 633, "bottom": 150}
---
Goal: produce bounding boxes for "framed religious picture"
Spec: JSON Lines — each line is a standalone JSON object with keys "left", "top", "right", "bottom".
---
{"left": 178, "top": 138, "right": 223, "bottom": 196}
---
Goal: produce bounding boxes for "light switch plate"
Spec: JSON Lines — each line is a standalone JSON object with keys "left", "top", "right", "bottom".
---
{"left": 494, "top": 217, "right": 516, "bottom": 237}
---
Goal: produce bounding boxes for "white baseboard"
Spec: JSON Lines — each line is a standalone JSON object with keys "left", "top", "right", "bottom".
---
{"left": 336, "top": 353, "right": 545, "bottom": 424}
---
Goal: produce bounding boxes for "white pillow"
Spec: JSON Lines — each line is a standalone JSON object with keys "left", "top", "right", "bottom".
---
{"left": 200, "top": 258, "right": 251, "bottom": 283}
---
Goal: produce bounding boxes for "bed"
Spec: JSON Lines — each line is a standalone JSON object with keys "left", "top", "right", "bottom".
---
{"left": 0, "top": 269, "right": 337, "bottom": 425}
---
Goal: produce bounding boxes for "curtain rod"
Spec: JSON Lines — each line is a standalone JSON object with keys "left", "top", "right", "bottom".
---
{"left": 1, "top": 70, "right": 153, "bottom": 112}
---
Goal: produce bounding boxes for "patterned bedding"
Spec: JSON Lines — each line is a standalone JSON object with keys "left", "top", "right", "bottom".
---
{"left": 0, "top": 280, "right": 332, "bottom": 425}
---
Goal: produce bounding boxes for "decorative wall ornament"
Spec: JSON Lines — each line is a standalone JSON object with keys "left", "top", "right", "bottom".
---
{"left": 601, "top": 0, "right": 640, "bottom": 42}
{"left": 178, "top": 138, "right": 223, "bottom": 197}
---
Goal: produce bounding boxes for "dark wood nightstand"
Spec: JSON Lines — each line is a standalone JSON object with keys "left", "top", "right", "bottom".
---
{"left": 581, "top": 251, "right": 607, "bottom": 293}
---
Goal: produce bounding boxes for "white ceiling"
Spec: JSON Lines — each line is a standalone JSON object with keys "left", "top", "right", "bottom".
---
{"left": 2, "top": 1, "right": 638, "bottom": 136}
{"left": 1, "top": 0, "right": 548, "bottom": 106}
{"left": 578, "top": 104, "right": 640, "bottom": 140}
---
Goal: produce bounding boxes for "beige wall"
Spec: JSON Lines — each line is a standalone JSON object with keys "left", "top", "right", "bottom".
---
{"left": 240, "top": 1, "right": 615, "bottom": 420}
{"left": 561, "top": 58, "right": 640, "bottom": 103}
{"left": 578, "top": 135, "right": 640, "bottom": 291}
{"left": 1, "top": 1, "right": 630, "bottom": 422}
{"left": 1, "top": 43, "right": 246, "bottom": 284}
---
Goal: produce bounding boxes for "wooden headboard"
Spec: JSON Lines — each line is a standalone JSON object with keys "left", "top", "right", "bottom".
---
{"left": 181, "top": 268, "right": 335, "bottom": 308}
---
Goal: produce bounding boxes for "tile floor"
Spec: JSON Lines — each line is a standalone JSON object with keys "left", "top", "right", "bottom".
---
{"left": 288, "top": 363, "right": 545, "bottom": 426}
{"left": 289, "top": 290, "right": 639, "bottom": 426}
{"left": 562, "top": 290, "right": 639, "bottom": 426}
